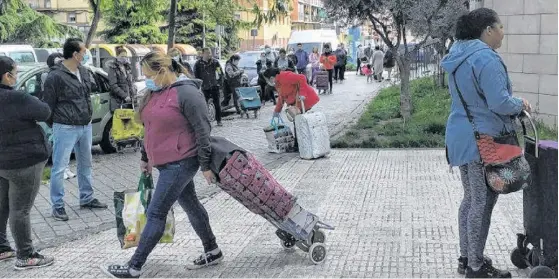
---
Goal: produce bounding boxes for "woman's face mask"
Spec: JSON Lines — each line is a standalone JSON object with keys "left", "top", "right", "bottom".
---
{"left": 233, "top": 60, "right": 239, "bottom": 66}
{"left": 145, "top": 69, "right": 163, "bottom": 91}
{"left": 172, "top": 56, "right": 181, "bottom": 62}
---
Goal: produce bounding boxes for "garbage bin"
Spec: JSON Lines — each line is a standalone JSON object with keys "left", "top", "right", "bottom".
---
{"left": 124, "top": 44, "right": 150, "bottom": 82}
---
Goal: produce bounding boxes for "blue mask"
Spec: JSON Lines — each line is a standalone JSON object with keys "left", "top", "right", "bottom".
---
{"left": 81, "top": 54, "right": 90, "bottom": 66}
{"left": 145, "top": 79, "right": 161, "bottom": 91}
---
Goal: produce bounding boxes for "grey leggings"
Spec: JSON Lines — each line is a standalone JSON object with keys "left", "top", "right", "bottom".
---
{"left": 458, "top": 161, "right": 498, "bottom": 270}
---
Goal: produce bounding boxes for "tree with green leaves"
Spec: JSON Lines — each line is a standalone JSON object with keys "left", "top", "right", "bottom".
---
{"left": 324, "top": 0, "right": 467, "bottom": 120}
{"left": 164, "top": 0, "right": 251, "bottom": 55}
{"left": 0, "top": 0, "right": 83, "bottom": 46}
{"left": 100, "top": 0, "right": 167, "bottom": 44}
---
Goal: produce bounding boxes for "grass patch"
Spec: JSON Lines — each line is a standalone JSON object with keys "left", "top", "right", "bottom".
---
{"left": 333, "top": 77, "right": 558, "bottom": 148}
{"left": 42, "top": 166, "right": 51, "bottom": 182}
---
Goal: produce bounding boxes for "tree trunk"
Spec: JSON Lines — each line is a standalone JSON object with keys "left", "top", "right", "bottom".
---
{"left": 398, "top": 56, "right": 412, "bottom": 120}
{"left": 85, "top": 0, "right": 101, "bottom": 48}
{"left": 435, "top": 41, "right": 447, "bottom": 88}
{"left": 167, "top": 0, "right": 178, "bottom": 50}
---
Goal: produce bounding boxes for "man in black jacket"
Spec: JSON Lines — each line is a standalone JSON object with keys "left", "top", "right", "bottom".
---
{"left": 194, "top": 47, "right": 224, "bottom": 126}
{"left": 43, "top": 38, "right": 107, "bottom": 222}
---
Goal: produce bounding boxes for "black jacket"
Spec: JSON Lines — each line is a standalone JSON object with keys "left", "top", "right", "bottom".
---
{"left": 194, "top": 58, "right": 223, "bottom": 90}
{"left": 42, "top": 63, "right": 93, "bottom": 126}
{"left": 0, "top": 84, "right": 51, "bottom": 170}
{"left": 208, "top": 136, "right": 246, "bottom": 178}
{"left": 107, "top": 58, "right": 137, "bottom": 112}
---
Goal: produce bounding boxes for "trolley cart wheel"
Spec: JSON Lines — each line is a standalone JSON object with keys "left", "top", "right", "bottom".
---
{"left": 529, "top": 266, "right": 556, "bottom": 278}
{"left": 280, "top": 239, "right": 296, "bottom": 250}
{"left": 511, "top": 248, "right": 529, "bottom": 269}
{"left": 309, "top": 243, "right": 327, "bottom": 265}
{"left": 312, "top": 230, "right": 326, "bottom": 244}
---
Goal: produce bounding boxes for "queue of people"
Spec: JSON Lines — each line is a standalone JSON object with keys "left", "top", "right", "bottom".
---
{"left": 0, "top": 8, "right": 534, "bottom": 277}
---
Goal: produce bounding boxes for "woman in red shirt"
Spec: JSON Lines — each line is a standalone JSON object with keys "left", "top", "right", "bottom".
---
{"left": 265, "top": 68, "right": 320, "bottom": 149}
{"left": 319, "top": 43, "right": 337, "bottom": 94}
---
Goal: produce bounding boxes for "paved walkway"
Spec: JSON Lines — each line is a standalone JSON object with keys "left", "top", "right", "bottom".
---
{"left": 0, "top": 149, "right": 529, "bottom": 278}
{"left": 10, "top": 73, "right": 385, "bottom": 250}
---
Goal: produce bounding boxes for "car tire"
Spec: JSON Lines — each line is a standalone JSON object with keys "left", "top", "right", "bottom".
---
{"left": 100, "top": 119, "right": 117, "bottom": 154}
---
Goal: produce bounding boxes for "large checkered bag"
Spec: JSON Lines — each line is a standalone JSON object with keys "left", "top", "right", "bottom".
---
{"left": 218, "top": 151, "right": 296, "bottom": 221}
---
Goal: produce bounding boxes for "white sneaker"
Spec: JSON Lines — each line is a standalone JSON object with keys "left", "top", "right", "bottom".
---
{"left": 64, "top": 169, "right": 76, "bottom": 180}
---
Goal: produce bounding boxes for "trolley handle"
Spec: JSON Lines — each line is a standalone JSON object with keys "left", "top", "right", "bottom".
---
{"left": 519, "top": 110, "right": 539, "bottom": 158}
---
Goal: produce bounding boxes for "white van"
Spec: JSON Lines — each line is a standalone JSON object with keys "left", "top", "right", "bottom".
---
{"left": 0, "top": 45, "right": 38, "bottom": 63}
{"left": 287, "top": 30, "right": 339, "bottom": 80}
{"left": 287, "top": 29, "right": 339, "bottom": 55}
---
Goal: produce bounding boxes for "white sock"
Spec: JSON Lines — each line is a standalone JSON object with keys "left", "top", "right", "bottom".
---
{"left": 206, "top": 248, "right": 221, "bottom": 256}
{"left": 128, "top": 267, "right": 141, "bottom": 276}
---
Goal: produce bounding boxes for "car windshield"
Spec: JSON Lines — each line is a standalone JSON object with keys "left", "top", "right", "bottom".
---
{"left": 238, "top": 52, "right": 262, "bottom": 68}
{"left": 9, "top": 52, "right": 35, "bottom": 63}
{"left": 287, "top": 43, "right": 322, "bottom": 55}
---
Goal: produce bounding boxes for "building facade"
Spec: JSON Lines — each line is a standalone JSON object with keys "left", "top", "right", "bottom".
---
{"left": 290, "top": 0, "right": 328, "bottom": 31}
{"left": 236, "top": 0, "right": 293, "bottom": 51}
{"left": 24, "top": 0, "right": 95, "bottom": 39}
{"left": 479, "top": 0, "right": 558, "bottom": 125}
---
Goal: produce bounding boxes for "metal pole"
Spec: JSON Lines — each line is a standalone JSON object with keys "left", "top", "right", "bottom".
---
{"left": 218, "top": 28, "right": 222, "bottom": 60}
{"left": 202, "top": 11, "right": 206, "bottom": 48}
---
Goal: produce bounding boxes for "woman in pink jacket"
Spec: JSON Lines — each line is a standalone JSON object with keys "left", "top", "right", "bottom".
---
{"left": 308, "top": 47, "right": 320, "bottom": 85}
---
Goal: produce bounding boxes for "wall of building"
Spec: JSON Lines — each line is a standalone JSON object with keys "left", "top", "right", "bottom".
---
{"left": 484, "top": 0, "right": 558, "bottom": 126}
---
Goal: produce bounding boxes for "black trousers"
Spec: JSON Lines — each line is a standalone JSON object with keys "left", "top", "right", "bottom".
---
{"left": 334, "top": 65, "right": 345, "bottom": 81}
{"left": 202, "top": 87, "right": 221, "bottom": 123}
{"left": 327, "top": 69, "right": 334, "bottom": 91}
{"left": 222, "top": 81, "right": 240, "bottom": 112}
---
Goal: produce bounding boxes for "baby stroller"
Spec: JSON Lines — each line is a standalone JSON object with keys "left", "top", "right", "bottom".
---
{"left": 236, "top": 86, "right": 262, "bottom": 119}
{"left": 111, "top": 103, "right": 143, "bottom": 153}
{"left": 211, "top": 137, "right": 334, "bottom": 264}
{"left": 510, "top": 111, "right": 558, "bottom": 278}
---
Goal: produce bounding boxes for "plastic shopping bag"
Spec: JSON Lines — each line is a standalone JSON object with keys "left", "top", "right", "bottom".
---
{"left": 114, "top": 173, "right": 175, "bottom": 249}
{"left": 263, "top": 116, "right": 296, "bottom": 154}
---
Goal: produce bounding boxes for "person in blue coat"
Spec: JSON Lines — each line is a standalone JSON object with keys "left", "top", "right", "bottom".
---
{"left": 441, "top": 8, "right": 532, "bottom": 278}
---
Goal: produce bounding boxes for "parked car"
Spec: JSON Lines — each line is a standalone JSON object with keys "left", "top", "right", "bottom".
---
{"left": 0, "top": 45, "right": 38, "bottom": 63}
{"left": 15, "top": 62, "right": 120, "bottom": 154}
{"left": 236, "top": 50, "right": 279, "bottom": 86}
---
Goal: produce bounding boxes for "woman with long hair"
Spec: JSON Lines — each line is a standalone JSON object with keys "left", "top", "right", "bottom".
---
{"left": 309, "top": 47, "right": 320, "bottom": 85}
{"left": 102, "top": 51, "right": 222, "bottom": 278}
{"left": 441, "top": 8, "right": 532, "bottom": 278}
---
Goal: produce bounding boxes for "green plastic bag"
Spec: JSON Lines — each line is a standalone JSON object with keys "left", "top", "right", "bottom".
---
{"left": 114, "top": 173, "right": 175, "bottom": 249}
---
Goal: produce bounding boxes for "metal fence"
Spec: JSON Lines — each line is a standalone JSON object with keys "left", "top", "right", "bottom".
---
{"left": 389, "top": 41, "right": 445, "bottom": 85}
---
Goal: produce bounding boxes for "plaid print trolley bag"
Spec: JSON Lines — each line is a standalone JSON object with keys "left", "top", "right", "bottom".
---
{"left": 217, "top": 150, "right": 334, "bottom": 264}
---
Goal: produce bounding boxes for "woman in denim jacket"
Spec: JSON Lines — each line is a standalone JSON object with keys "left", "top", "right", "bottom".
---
{"left": 441, "top": 8, "right": 532, "bottom": 278}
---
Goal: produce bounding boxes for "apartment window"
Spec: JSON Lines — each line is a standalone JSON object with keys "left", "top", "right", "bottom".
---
{"left": 298, "top": 3, "right": 304, "bottom": 21}
{"left": 44, "top": 0, "right": 51, "bottom": 8}
{"left": 68, "top": 13, "right": 77, "bottom": 23}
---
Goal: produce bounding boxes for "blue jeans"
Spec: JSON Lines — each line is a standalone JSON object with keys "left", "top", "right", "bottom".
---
{"left": 50, "top": 123, "right": 94, "bottom": 209}
{"left": 129, "top": 157, "right": 217, "bottom": 269}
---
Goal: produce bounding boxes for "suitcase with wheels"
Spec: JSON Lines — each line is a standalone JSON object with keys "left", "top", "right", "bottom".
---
{"left": 315, "top": 70, "right": 329, "bottom": 94}
{"left": 294, "top": 100, "right": 331, "bottom": 160}
{"left": 510, "top": 111, "right": 558, "bottom": 278}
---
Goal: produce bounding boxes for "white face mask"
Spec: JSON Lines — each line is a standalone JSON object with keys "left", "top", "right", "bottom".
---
{"left": 233, "top": 60, "right": 239, "bottom": 66}
{"left": 173, "top": 56, "right": 181, "bottom": 61}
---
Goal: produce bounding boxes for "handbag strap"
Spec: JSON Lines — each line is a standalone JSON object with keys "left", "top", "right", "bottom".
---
{"left": 451, "top": 49, "right": 487, "bottom": 140}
